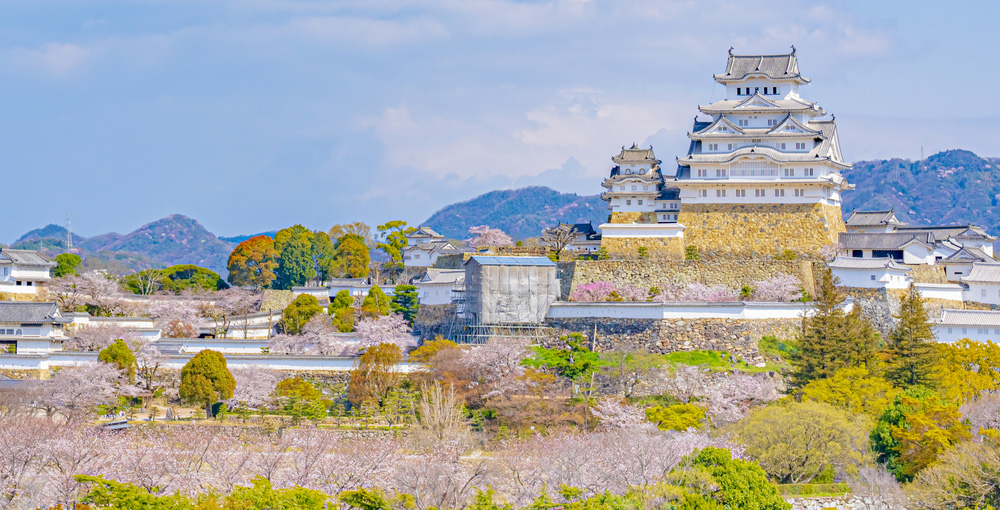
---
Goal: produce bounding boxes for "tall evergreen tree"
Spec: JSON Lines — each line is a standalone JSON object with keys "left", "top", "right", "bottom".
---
{"left": 884, "top": 284, "right": 938, "bottom": 388}
{"left": 792, "top": 268, "right": 848, "bottom": 386}
{"left": 274, "top": 225, "right": 316, "bottom": 290}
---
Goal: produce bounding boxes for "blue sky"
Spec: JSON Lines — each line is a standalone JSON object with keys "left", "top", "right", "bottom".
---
{"left": 2, "top": 0, "right": 999, "bottom": 241}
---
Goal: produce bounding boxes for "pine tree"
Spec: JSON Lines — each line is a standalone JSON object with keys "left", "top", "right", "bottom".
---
{"left": 884, "top": 284, "right": 938, "bottom": 388}
{"left": 792, "top": 268, "right": 848, "bottom": 386}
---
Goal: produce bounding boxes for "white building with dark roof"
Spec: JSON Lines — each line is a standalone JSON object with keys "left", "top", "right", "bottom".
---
{"left": 933, "top": 309, "right": 1000, "bottom": 344}
{"left": 845, "top": 210, "right": 905, "bottom": 233}
{"left": 403, "top": 226, "right": 458, "bottom": 268}
{"left": 0, "top": 302, "right": 68, "bottom": 354}
{"left": 961, "top": 263, "right": 1000, "bottom": 305}
{"left": 827, "top": 256, "right": 912, "bottom": 289}
{"left": 0, "top": 248, "right": 56, "bottom": 296}
{"left": 674, "top": 48, "right": 853, "bottom": 208}
{"left": 414, "top": 268, "right": 464, "bottom": 305}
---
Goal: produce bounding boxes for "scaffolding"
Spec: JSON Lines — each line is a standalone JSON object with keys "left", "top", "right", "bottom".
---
{"left": 448, "top": 256, "right": 558, "bottom": 344}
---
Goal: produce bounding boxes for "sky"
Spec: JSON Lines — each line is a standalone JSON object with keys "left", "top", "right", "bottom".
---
{"left": 2, "top": 0, "right": 1000, "bottom": 241}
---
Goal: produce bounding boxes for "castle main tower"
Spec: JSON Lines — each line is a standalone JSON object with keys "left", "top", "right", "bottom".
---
{"left": 673, "top": 47, "right": 853, "bottom": 258}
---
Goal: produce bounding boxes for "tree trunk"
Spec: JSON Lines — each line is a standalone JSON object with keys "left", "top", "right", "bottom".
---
{"left": 206, "top": 402, "right": 213, "bottom": 419}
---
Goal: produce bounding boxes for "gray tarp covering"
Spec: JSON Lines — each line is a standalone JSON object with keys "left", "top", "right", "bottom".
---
{"left": 464, "top": 256, "right": 558, "bottom": 325}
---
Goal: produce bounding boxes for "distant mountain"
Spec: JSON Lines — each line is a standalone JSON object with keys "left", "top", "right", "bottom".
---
{"left": 219, "top": 231, "right": 279, "bottom": 244}
{"left": 15, "top": 224, "right": 86, "bottom": 247}
{"left": 11, "top": 214, "right": 234, "bottom": 276}
{"left": 423, "top": 186, "right": 607, "bottom": 240}
{"left": 842, "top": 150, "right": 1000, "bottom": 237}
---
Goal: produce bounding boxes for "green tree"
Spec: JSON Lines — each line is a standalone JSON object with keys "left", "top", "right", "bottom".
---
{"left": 311, "top": 231, "right": 337, "bottom": 282}
{"left": 871, "top": 386, "right": 971, "bottom": 481}
{"left": 409, "top": 337, "right": 462, "bottom": 364}
{"left": 329, "top": 289, "right": 354, "bottom": 313}
{"left": 791, "top": 268, "right": 877, "bottom": 386}
{"left": 227, "top": 235, "right": 279, "bottom": 290}
{"left": 363, "top": 285, "right": 391, "bottom": 316}
{"left": 884, "top": 284, "right": 938, "bottom": 388}
{"left": 390, "top": 284, "right": 420, "bottom": 325}
{"left": 280, "top": 294, "right": 323, "bottom": 335}
{"left": 672, "top": 447, "right": 790, "bottom": 510}
{"left": 376, "top": 220, "right": 415, "bottom": 279}
{"left": 273, "top": 377, "right": 328, "bottom": 424}
{"left": 334, "top": 234, "right": 371, "bottom": 279}
{"left": 347, "top": 343, "right": 403, "bottom": 406}
{"left": 274, "top": 225, "right": 316, "bottom": 290}
{"left": 523, "top": 333, "right": 602, "bottom": 381}
{"left": 179, "top": 349, "right": 236, "bottom": 418}
{"left": 225, "top": 477, "right": 327, "bottom": 510}
{"left": 328, "top": 289, "right": 356, "bottom": 332}
{"left": 98, "top": 339, "right": 137, "bottom": 384}
{"left": 141, "top": 264, "right": 228, "bottom": 293}
{"left": 646, "top": 403, "right": 707, "bottom": 431}
{"left": 76, "top": 475, "right": 195, "bottom": 510}
{"left": 729, "top": 400, "right": 868, "bottom": 484}
{"left": 53, "top": 253, "right": 81, "bottom": 278}
{"left": 800, "top": 367, "right": 900, "bottom": 418}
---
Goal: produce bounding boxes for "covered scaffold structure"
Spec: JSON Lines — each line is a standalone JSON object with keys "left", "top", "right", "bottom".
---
{"left": 449, "top": 256, "right": 559, "bottom": 344}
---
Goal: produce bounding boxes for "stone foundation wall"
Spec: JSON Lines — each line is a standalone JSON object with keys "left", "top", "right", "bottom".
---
{"left": 599, "top": 237, "right": 684, "bottom": 260}
{"left": 414, "top": 304, "right": 456, "bottom": 340}
{"left": 571, "top": 259, "right": 825, "bottom": 297}
{"left": 678, "top": 203, "right": 844, "bottom": 259}
{"left": 0, "top": 368, "right": 47, "bottom": 380}
{"left": 609, "top": 212, "right": 658, "bottom": 224}
{"left": 544, "top": 317, "right": 802, "bottom": 364}
{"left": 789, "top": 495, "right": 904, "bottom": 510}
{"left": 905, "top": 264, "right": 948, "bottom": 284}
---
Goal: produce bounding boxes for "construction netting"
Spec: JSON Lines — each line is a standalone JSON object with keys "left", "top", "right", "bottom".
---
{"left": 463, "top": 256, "right": 558, "bottom": 325}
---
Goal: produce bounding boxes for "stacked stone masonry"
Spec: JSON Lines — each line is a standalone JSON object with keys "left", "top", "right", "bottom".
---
{"left": 599, "top": 237, "right": 684, "bottom": 260}
{"left": 570, "top": 259, "right": 825, "bottom": 297}
{"left": 678, "top": 203, "right": 845, "bottom": 259}
{"left": 544, "top": 317, "right": 802, "bottom": 364}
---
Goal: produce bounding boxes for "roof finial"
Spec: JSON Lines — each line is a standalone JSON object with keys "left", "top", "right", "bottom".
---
{"left": 790, "top": 45, "right": 796, "bottom": 55}
{"left": 728, "top": 46, "right": 734, "bottom": 56}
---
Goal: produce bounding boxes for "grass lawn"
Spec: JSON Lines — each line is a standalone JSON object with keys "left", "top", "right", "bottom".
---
{"left": 662, "top": 350, "right": 784, "bottom": 373}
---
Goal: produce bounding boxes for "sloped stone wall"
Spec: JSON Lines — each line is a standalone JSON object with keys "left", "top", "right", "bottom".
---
{"left": 599, "top": 237, "right": 685, "bottom": 260}
{"left": 544, "top": 317, "right": 802, "bottom": 364}
{"left": 571, "top": 259, "right": 825, "bottom": 297}
{"left": 678, "top": 203, "right": 845, "bottom": 259}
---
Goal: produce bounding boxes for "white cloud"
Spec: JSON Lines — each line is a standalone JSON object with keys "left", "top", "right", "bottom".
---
{"left": 3, "top": 43, "right": 96, "bottom": 76}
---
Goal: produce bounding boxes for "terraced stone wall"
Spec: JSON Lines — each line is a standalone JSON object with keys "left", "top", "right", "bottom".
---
{"left": 599, "top": 237, "right": 685, "bottom": 260}
{"left": 570, "top": 259, "right": 825, "bottom": 297}
{"left": 677, "top": 203, "right": 845, "bottom": 258}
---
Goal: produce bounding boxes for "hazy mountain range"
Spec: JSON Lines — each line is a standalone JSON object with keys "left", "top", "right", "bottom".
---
{"left": 7, "top": 150, "right": 999, "bottom": 276}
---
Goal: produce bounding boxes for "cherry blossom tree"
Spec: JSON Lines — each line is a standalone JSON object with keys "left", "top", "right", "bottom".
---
{"left": 300, "top": 315, "right": 355, "bottom": 356}
{"left": 751, "top": 273, "right": 803, "bottom": 302}
{"left": 64, "top": 324, "right": 138, "bottom": 352}
{"left": 590, "top": 398, "right": 645, "bottom": 429}
{"left": 569, "top": 281, "right": 648, "bottom": 302}
{"left": 960, "top": 391, "right": 1000, "bottom": 438}
{"left": 698, "top": 372, "right": 781, "bottom": 426}
{"left": 36, "top": 363, "right": 124, "bottom": 424}
{"left": 48, "top": 275, "right": 87, "bottom": 312}
{"left": 460, "top": 337, "right": 528, "bottom": 400}
{"left": 202, "top": 287, "right": 261, "bottom": 339}
{"left": 356, "top": 313, "right": 416, "bottom": 352}
{"left": 467, "top": 226, "right": 513, "bottom": 249}
{"left": 679, "top": 283, "right": 738, "bottom": 302}
{"left": 147, "top": 298, "right": 202, "bottom": 338}
{"left": 228, "top": 368, "right": 282, "bottom": 410}
{"left": 78, "top": 271, "right": 127, "bottom": 316}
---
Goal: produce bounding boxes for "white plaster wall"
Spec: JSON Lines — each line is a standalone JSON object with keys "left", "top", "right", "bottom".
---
{"left": 933, "top": 325, "right": 1000, "bottom": 344}
{"left": 831, "top": 268, "right": 910, "bottom": 289}
{"left": 915, "top": 283, "right": 965, "bottom": 301}
{"left": 547, "top": 301, "right": 823, "bottom": 320}
{"left": 963, "top": 282, "right": 1000, "bottom": 305}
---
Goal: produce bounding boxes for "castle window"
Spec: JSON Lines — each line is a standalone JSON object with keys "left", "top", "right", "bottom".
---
{"left": 716, "top": 169, "right": 727, "bottom": 177}
{"left": 637, "top": 200, "right": 643, "bottom": 205}
{"left": 716, "top": 189, "right": 727, "bottom": 197}
{"left": 794, "top": 189, "right": 804, "bottom": 197}
{"left": 784, "top": 169, "right": 794, "bottom": 177}
{"left": 738, "top": 119, "right": 748, "bottom": 127}
{"left": 735, "top": 189, "right": 746, "bottom": 197}
{"left": 728, "top": 143, "right": 734, "bottom": 150}
{"left": 870, "top": 275, "right": 876, "bottom": 281}
{"left": 709, "top": 143, "right": 718, "bottom": 151}
{"left": 795, "top": 142, "right": 807, "bottom": 150}
{"left": 626, "top": 200, "right": 632, "bottom": 205}
{"left": 631, "top": 185, "right": 637, "bottom": 191}
{"left": 772, "top": 87, "right": 778, "bottom": 94}
{"left": 697, "top": 169, "right": 708, "bottom": 177}
{"left": 640, "top": 168, "right": 647, "bottom": 174}
{"left": 699, "top": 190, "right": 708, "bottom": 197}
{"left": 779, "top": 143, "right": 787, "bottom": 150}
{"left": 775, "top": 189, "right": 785, "bottom": 197}
{"left": 755, "top": 189, "right": 765, "bottom": 197}
{"left": 805, "top": 168, "right": 814, "bottom": 176}
{"left": 619, "top": 185, "right": 625, "bottom": 191}
{"left": 767, "top": 119, "right": 777, "bottom": 126}
{"left": 737, "top": 88, "right": 742, "bottom": 95}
